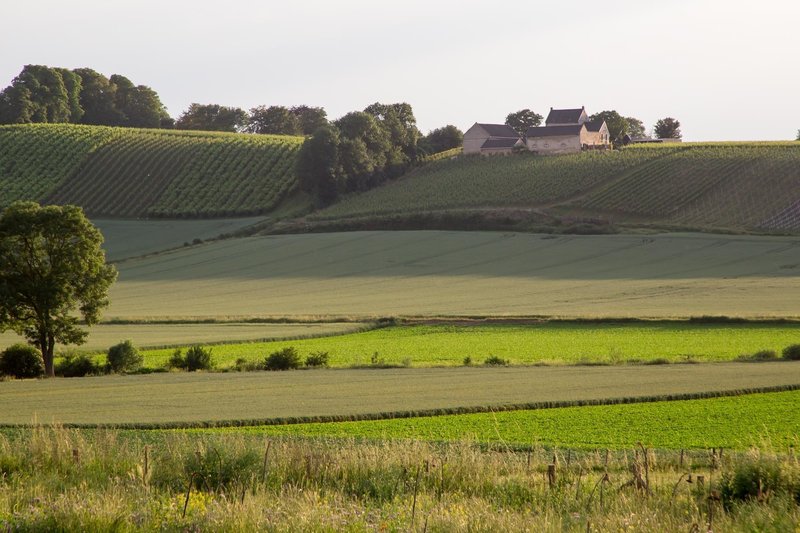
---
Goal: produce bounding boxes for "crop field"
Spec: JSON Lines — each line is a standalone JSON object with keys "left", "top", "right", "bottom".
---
{"left": 311, "top": 143, "right": 800, "bottom": 233}
{"left": 0, "top": 322, "right": 365, "bottom": 353}
{"left": 0, "top": 123, "right": 303, "bottom": 217}
{"left": 0, "top": 123, "right": 120, "bottom": 207}
{"left": 135, "top": 322, "right": 800, "bottom": 368}
{"left": 1, "top": 363, "right": 799, "bottom": 426}
{"left": 107, "top": 231, "right": 800, "bottom": 319}
{"left": 94, "top": 217, "right": 264, "bottom": 260}
{"left": 313, "top": 145, "right": 681, "bottom": 220}
{"left": 227, "top": 389, "right": 800, "bottom": 450}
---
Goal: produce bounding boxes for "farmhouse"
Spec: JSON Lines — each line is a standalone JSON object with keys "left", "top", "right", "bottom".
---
{"left": 463, "top": 107, "right": 611, "bottom": 156}
{"left": 526, "top": 107, "right": 610, "bottom": 154}
{"left": 462, "top": 123, "right": 524, "bottom": 155}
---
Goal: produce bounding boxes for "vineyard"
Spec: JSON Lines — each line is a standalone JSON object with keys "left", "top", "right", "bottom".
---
{"left": 0, "top": 124, "right": 304, "bottom": 217}
{"left": 312, "top": 142, "right": 800, "bottom": 233}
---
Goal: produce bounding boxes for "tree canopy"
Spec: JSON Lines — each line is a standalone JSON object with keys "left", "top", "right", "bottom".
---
{"left": 0, "top": 202, "right": 117, "bottom": 377}
{"left": 654, "top": 117, "right": 682, "bottom": 139}
{"left": 247, "top": 105, "right": 301, "bottom": 135}
{"left": 589, "top": 110, "right": 630, "bottom": 145}
{"left": 176, "top": 103, "right": 248, "bottom": 132}
{"left": 625, "top": 117, "right": 646, "bottom": 138}
{"left": 505, "top": 109, "right": 543, "bottom": 135}
{"left": 420, "top": 125, "right": 463, "bottom": 154}
{"left": 0, "top": 65, "right": 171, "bottom": 128}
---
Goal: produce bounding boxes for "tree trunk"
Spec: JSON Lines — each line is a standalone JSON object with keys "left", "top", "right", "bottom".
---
{"left": 40, "top": 333, "right": 54, "bottom": 378}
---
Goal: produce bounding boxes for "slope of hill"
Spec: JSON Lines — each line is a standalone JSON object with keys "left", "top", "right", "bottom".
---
{"left": 309, "top": 143, "right": 800, "bottom": 233}
{"left": 0, "top": 124, "right": 304, "bottom": 217}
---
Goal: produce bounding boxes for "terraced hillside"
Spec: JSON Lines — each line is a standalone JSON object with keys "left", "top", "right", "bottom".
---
{"left": 312, "top": 143, "right": 800, "bottom": 233}
{"left": 0, "top": 123, "right": 304, "bottom": 217}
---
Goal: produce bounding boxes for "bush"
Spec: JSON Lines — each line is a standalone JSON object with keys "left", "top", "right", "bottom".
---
{"left": 168, "top": 346, "right": 214, "bottom": 371}
{"left": 264, "top": 347, "right": 301, "bottom": 371}
{"left": 55, "top": 353, "right": 104, "bottom": 377}
{"left": 0, "top": 344, "right": 44, "bottom": 378}
{"left": 484, "top": 355, "right": 509, "bottom": 366}
{"left": 305, "top": 351, "right": 329, "bottom": 368}
{"left": 782, "top": 344, "right": 800, "bottom": 361}
{"left": 463, "top": 356, "right": 473, "bottom": 366}
{"left": 739, "top": 349, "right": 778, "bottom": 362}
{"left": 106, "top": 340, "right": 143, "bottom": 373}
{"left": 719, "top": 457, "right": 791, "bottom": 507}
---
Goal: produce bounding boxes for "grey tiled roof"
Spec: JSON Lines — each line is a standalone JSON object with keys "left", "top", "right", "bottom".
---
{"left": 525, "top": 125, "right": 584, "bottom": 138}
{"left": 584, "top": 119, "right": 605, "bottom": 132}
{"left": 476, "top": 123, "right": 520, "bottom": 138}
{"left": 545, "top": 108, "right": 584, "bottom": 125}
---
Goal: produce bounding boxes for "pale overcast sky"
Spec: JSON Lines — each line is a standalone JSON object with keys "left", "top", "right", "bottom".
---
{"left": 2, "top": 0, "right": 799, "bottom": 141}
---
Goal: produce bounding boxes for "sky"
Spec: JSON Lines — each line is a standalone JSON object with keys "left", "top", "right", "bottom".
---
{"left": 2, "top": 0, "right": 799, "bottom": 141}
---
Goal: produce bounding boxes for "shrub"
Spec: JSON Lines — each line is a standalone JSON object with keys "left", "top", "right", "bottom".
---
{"left": 0, "top": 344, "right": 44, "bottom": 378}
{"left": 264, "top": 347, "right": 301, "bottom": 371}
{"left": 185, "top": 346, "right": 214, "bottom": 371}
{"left": 463, "top": 356, "right": 473, "bottom": 366}
{"left": 719, "top": 457, "right": 790, "bottom": 507}
{"left": 106, "top": 340, "right": 143, "bottom": 373}
{"left": 167, "top": 346, "right": 214, "bottom": 371}
{"left": 739, "top": 349, "right": 778, "bottom": 362}
{"left": 305, "top": 351, "right": 330, "bottom": 368}
{"left": 484, "top": 355, "right": 509, "bottom": 366}
{"left": 55, "top": 353, "right": 104, "bottom": 377}
{"left": 782, "top": 344, "right": 800, "bottom": 361}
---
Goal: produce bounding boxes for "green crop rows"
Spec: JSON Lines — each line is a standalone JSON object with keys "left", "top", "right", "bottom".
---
{"left": 0, "top": 123, "right": 303, "bottom": 217}
{"left": 223, "top": 389, "right": 800, "bottom": 450}
{"left": 0, "top": 124, "right": 121, "bottom": 207}
{"left": 137, "top": 322, "right": 800, "bottom": 369}
{"left": 313, "top": 146, "right": 680, "bottom": 220}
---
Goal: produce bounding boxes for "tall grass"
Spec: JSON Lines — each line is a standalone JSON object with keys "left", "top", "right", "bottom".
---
{"left": 0, "top": 427, "right": 798, "bottom": 530}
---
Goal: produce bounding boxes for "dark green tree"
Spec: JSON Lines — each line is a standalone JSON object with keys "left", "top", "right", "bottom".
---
{"left": 290, "top": 105, "right": 328, "bottom": 135}
{"left": 420, "top": 125, "right": 463, "bottom": 154}
{"left": 176, "top": 103, "right": 248, "bottom": 132}
{"left": 295, "top": 125, "right": 342, "bottom": 205}
{"left": 73, "top": 68, "right": 124, "bottom": 126}
{"left": 505, "top": 109, "right": 543, "bottom": 135}
{"left": 796, "top": 129, "right": 800, "bottom": 141}
{"left": 589, "top": 110, "right": 630, "bottom": 145}
{"left": 247, "top": 105, "right": 301, "bottom": 135}
{"left": 364, "top": 102, "right": 420, "bottom": 171}
{"left": 654, "top": 117, "right": 682, "bottom": 139}
{"left": 625, "top": 116, "right": 646, "bottom": 138}
{"left": 0, "top": 65, "right": 71, "bottom": 124}
{"left": 0, "top": 202, "right": 117, "bottom": 377}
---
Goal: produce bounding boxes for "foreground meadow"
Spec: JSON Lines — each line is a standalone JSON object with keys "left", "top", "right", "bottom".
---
{"left": 0, "top": 426, "right": 798, "bottom": 531}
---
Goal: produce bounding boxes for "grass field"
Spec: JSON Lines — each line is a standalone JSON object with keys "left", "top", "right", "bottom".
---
{"left": 136, "top": 322, "right": 800, "bottom": 368}
{"left": 224, "top": 389, "right": 800, "bottom": 450}
{"left": 0, "top": 322, "right": 365, "bottom": 353}
{"left": 94, "top": 217, "right": 263, "bottom": 261}
{"left": 107, "top": 231, "right": 800, "bottom": 319}
{"left": 2, "top": 363, "right": 799, "bottom": 426}
{"left": 0, "top": 123, "right": 304, "bottom": 217}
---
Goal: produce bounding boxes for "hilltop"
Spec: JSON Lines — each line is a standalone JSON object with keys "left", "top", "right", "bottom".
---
{"left": 0, "top": 123, "right": 305, "bottom": 218}
{"left": 303, "top": 143, "right": 800, "bottom": 234}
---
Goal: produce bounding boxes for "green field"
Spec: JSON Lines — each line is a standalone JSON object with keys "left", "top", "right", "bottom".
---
{"left": 107, "top": 231, "right": 800, "bottom": 319}
{"left": 0, "top": 322, "right": 365, "bottom": 353}
{"left": 227, "top": 389, "right": 800, "bottom": 450}
{"left": 94, "top": 217, "right": 264, "bottom": 261}
{"left": 0, "top": 123, "right": 304, "bottom": 217}
{"left": 136, "top": 322, "right": 800, "bottom": 368}
{"left": 312, "top": 143, "right": 800, "bottom": 232}
{"left": 2, "top": 363, "right": 799, "bottom": 426}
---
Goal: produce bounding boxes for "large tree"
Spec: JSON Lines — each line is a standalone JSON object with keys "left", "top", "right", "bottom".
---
{"left": 290, "top": 105, "right": 328, "bottom": 135}
{"left": 505, "top": 109, "right": 543, "bottom": 136}
{"left": 625, "top": 116, "right": 646, "bottom": 138}
{"left": 654, "top": 117, "right": 682, "bottom": 140}
{"left": 0, "top": 65, "right": 71, "bottom": 124}
{"left": 0, "top": 202, "right": 117, "bottom": 377}
{"left": 295, "top": 125, "right": 343, "bottom": 205}
{"left": 247, "top": 105, "right": 301, "bottom": 135}
{"left": 589, "top": 110, "right": 629, "bottom": 145}
{"left": 176, "top": 103, "right": 248, "bottom": 132}
{"left": 73, "top": 68, "right": 124, "bottom": 126}
{"left": 420, "top": 125, "right": 463, "bottom": 154}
